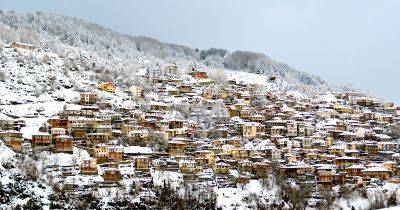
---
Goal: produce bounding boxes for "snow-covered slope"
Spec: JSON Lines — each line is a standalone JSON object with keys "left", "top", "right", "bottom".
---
{"left": 0, "top": 47, "right": 82, "bottom": 105}
{"left": 0, "top": 11, "right": 353, "bottom": 96}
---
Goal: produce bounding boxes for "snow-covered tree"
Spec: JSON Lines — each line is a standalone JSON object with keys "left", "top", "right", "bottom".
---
{"left": 208, "top": 68, "right": 228, "bottom": 87}
{"left": 0, "top": 67, "right": 5, "bottom": 82}
{"left": 211, "top": 99, "right": 229, "bottom": 124}
{"left": 204, "top": 54, "right": 224, "bottom": 68}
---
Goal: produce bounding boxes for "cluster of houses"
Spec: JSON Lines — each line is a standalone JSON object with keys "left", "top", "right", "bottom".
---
{"left": 1, "top": 64, "right": 400, "bottom": 192}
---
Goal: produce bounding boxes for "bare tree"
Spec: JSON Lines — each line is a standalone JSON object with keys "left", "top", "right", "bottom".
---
{"left": 148, "top": 130, "right": 167, "bottom": 152}
{"left": 340, "top": 184, "right": 354, "bottom": 208}
{"left": 71, "top": 156, "right": 78, "bottom": 169}
{"left": 368, "top": 191, "right": 387, "bottom": 210}
{"left": 38, "top": 154, "right": 47, "bottom": 174}
{"left": 211, "top": 99, "right": 229, "bottom": 124}
{"left": 319, "top": 190, "right": 335, "bottom": 210}
{"left": 388, "top": 123, "right": 400, "bottom": 138}
{"left": 0, "top": 69, "right": 5, "bottom": 82}
{"left": 270, "top": 161, "right": 311, "bottom": 210}
{"left": 33, "top": 86, "right": 42, "bottom": 97}
{"left": 174, "top": 103, "right": 191, "bottom": 119}
{"left": 20, "top": 157, "right": 40, "bottom": 181}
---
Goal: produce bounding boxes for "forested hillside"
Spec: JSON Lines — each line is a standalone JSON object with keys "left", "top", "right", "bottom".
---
{"left": 0, "top": 10, "right": 349, "bottom": 95}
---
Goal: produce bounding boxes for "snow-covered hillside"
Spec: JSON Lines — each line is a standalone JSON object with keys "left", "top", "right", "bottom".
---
{"left": 0, "top": 47, "right": 81, "bottom": 105}
{"left": 0, "top": 11, "right": 356, "bottom": 96}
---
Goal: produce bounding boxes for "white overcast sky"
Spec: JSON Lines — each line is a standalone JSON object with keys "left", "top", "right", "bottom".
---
{"left": 1, "top": 0, "right": 399, "bottom": 103}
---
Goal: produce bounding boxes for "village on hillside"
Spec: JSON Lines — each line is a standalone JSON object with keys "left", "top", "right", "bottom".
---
{"left": 1, "top": 42, "right": 400, "bottom": 209}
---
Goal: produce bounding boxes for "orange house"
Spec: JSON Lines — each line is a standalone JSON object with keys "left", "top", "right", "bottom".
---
{"left": 81, "top": 158, "right": 98, "bottom": 174}
{"left": 49, "top": 117, "right": 68, "bottom": 130}
{"left": 333, "top": 156, "right": 360, "bottom": 171}
{"left": 51, "top": 128, "right": 67, "bottom": 138}
{"left": 103, "top": 168, "right": 121, "bottom": 182}
{"left": 55, "top": 135, "right": 73, "bottom": 153}
{"left": 0, "top": 130, "right": 24, "bottom": 152}
{"left": 32, "top": 133, "right": 52, "bottom": 148}
{"left": 108, "top": 146, "right": 123, "bottom": 162}
{"left": 346, "top": 165, "right": 365, "bottom": 177}
{"left": 362, "top": 167, "right": 391, "bottom": 180}
{"left": 192, "top": 70, "right": 208, "bottom": 79}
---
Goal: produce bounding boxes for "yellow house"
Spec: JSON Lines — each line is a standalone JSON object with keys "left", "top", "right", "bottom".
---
{"left": 179, "top": 160, "right": 196, "bottom": 174}
{"left": 232, "top": 148, "right": 254, "bottom": 160}
{"left": 232, "top": 148, "right": 248, "bottom": 160}
{"left": 242, "top": 122, "right": 265, "bottom": 139}
{"left": 220, "top": 90, "right": 228, "bottom": 100}
{"left": 205, "top": 153, "right": 216, "bottom": 165}
{"left": 168, "top": 140, "right": 186, "bottom": 156}
{"left": 239, "top": 108, "right": 252, "bottom": 120}
{"left": 333, "top": 104, "right": 353, "bottom": 114}
{"left": 325, "top": 137, "right": 334, "bottom": 147}
{"left": 225, "top": 138, "right": 242, "bottom": 147}
{"left": 328, "top": 146, "right": 345, "bottom": 157}
{"left": 383, "top": 161, "right": 397, "bottom": 172}
{"left": 134, "top": 156, "right": 150, "bottom": 172}
{"left": 94, "top": 144, "right": 109, "bottom": 163}
{"left": 99, "top": 82, "right": 116, "bottom": 93}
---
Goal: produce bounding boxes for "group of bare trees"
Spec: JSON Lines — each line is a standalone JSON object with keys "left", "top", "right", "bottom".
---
{"left": 0, "top": 69, "right": 5, "bottom": 82}
{"left": 149, "top": 179, "right": 217, "bottom": 210}
{"left": 147, "top": 130, "right": 168, "bottom": 152}
{"left": 16, "top": 154, "right": 40, "bottom": 181}
{"left": 258, "top": 162, "right": 311, "bottom": 210}
{"left": 388, "top": 123, "right": 400, "bottom": 138}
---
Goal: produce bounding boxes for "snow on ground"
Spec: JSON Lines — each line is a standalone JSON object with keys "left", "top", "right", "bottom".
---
{"left": 225, "top": 69, "right": 282, "bottom": 92}
{"left": 98, "top": 186, "right": 121, "bottom": 201}
{"left": 0, "top": 140, "right": 15, "bottom": 163}
{"left": 64, "top": 174, "right": 103, "bottom": 186}
{"left": 0, "top": 177, "right": 52, "bottom": 210}
{"left": 0, "top": 48, "right": 67, "bottom": 105}
{"left": 39, "top": 147, "right": 90, "bottom": 168}
{"left": 151, "top": 169, "right": 183, "bottom": 189}
{"left": 123, "top": 146, "right": 153, "bottom": 154}
{"left": 0, "top": 102, "right": 66, "bottom": 117}
{"left": 0, "top": 47, "right": 133, "bottom": 112}
{"left": 225, "top": 69, "right": 271, "bottom": 86}
{"left": 19, "top": 115, "right": 50, "bottom": 140}
{"left": 216, "top": 179, "right": 281, "bottom": 210}
{"left": 322, "top": 182, "right": 400, "bottom": 210}
{"left": 20, "top": 126, "right": 39, "bottom": 139}
{"left": 0, "top": 146, "right": 52, "bottom": 210}
{"left": 380, "top": 207, "right": 400, "bottom": 210}
{"left": 225, "top": 69, "right": 307, "bottom": 99}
